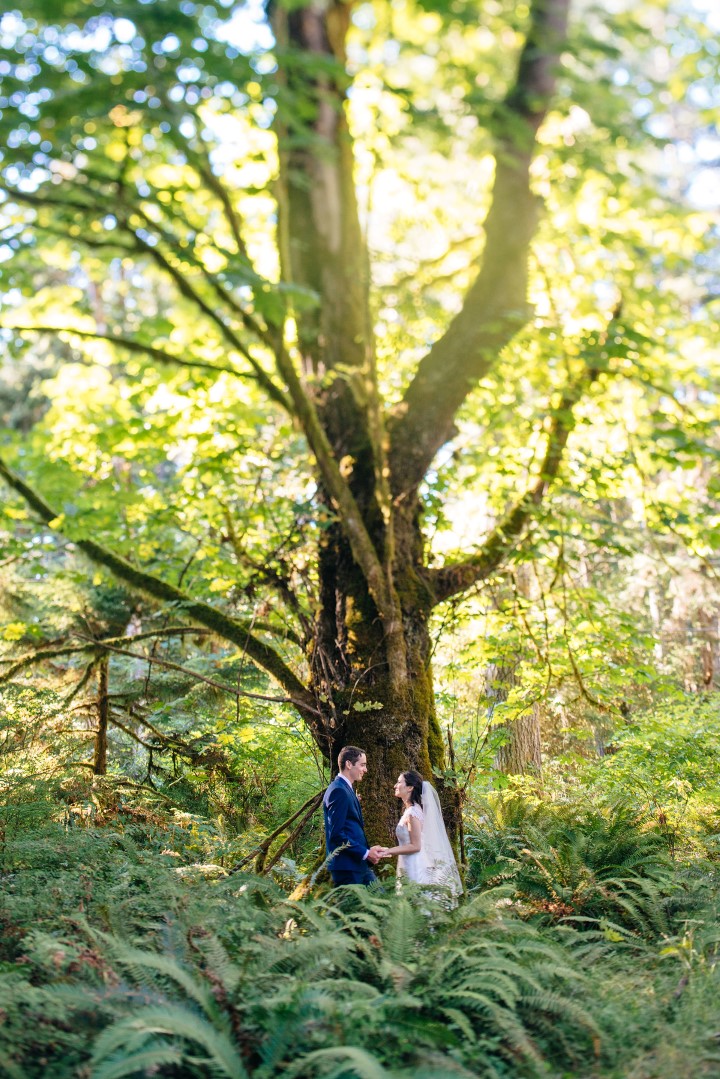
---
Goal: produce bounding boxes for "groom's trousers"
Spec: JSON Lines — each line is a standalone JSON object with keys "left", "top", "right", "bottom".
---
{"left": 331, "top": 866, "right": 377, "bottom": 886}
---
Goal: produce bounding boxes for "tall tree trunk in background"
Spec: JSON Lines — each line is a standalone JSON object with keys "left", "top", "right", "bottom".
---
{"left": 668, "top": 568, "right": 718, "bottom": 693}
{"left": 93, "top": 655, "right": 109, "bottom": 776}
{"left": 486, "top": 662, "right": 543, "bottom": 780}
{"left": 697, "top": 567, "right": 717, "bottom": 691}
{"left": 495, "top": 706, "right": 543, "bottom": 778}
{"left": 698, "top": 604, "right": 717, "bottom": 690}
{"left": 489, "top": 566, "right": 542, "bottom": 779}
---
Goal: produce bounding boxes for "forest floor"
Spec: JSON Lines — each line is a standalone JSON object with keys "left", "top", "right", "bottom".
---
{"left": 2, "top": 790, "right": 720, "bottom": 1078}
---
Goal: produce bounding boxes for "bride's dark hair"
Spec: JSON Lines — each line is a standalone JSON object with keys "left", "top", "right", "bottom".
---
{"left": 402, "top": 770, "right": 423, "bottom": 807}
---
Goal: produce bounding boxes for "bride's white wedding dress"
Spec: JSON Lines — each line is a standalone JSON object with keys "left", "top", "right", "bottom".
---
{"left": 396, "top": 782, "right": 462, "bottom": 903}
{"left": 395, "top": 803, "right": 426, "bottom": 883}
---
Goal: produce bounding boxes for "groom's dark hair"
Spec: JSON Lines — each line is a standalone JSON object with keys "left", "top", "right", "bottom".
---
{"left": 338, "top": 745, "right": 366, "bottom": 771}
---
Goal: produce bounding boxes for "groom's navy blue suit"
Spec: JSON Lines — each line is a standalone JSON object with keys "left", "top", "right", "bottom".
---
{"left": 323, "top": 775, "right": 376, "bottom": 885}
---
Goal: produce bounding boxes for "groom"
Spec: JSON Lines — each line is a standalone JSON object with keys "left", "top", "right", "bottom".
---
{"left": 323, "top": 745, "right": 383, "bottom": 886}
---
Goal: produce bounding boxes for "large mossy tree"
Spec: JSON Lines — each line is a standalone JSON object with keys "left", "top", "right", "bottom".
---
{"left": 0, "top": 0, "right": 716, "bottom": 834}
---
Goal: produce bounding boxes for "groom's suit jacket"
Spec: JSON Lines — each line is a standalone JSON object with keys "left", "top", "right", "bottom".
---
{"left": 323, "top": 776, "right": 370, "bottom": 877}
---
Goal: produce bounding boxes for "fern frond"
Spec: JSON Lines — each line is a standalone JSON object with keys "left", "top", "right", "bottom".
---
{"left": 261, "top": 930, "right": 353, "bottom": 975}
{"left": 439, "top": 1006, "right": 477, "bottom": 1043}
{"left": 0, "top": 1055, "right": 26, "bottom": 1079}
{"left": 91, "top": 1045, "right": 184, "bottom": 1079}
{"left": 282, "top": 1044, "right": 390, "bottom": 1078}
{"left": 109, "top": 943, "right": 222, "bottom": 1016}
{"left": 380, "top": 897, "right": 426, "bottom": 962}
{"left": 191, "top": 935, "right": 241, "bottom": 994}
{"left": 90, "top": 1004, "right": 248, "bottom": 1078}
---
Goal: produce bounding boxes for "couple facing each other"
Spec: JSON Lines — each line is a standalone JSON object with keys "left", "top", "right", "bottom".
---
{"left": 323, "top": 744, "right": 462, "bottom": 898}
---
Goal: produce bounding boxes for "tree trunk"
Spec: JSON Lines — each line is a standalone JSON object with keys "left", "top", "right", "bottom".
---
{"left": 93, "top": 655, "right": 109, "bottom": 776}
{"left": 699, "top": 605, "right": 717, "bottom": 690}
{"left": 486, "top": 663, "right": 542, "bottom": 779}
{"left": 271, "top": 0, "right": 449, "bottom": 838}
{"left": 310, "top": 504, "right": 447, "bottom": 841}
{"left": 495, "top": 707, "right": 542, "bottom": 777}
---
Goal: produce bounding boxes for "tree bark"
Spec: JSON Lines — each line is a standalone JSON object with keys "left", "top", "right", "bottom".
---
{"left": 495, "top": 708, "right": 543, "bottom": 778}
{"left": 487, "top": 663, "right": 542, "bottom": 779}
{"left": 93, "top": 655, "right": 109, "bottom": 776}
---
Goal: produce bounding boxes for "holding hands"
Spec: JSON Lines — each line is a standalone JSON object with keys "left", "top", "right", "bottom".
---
{"left": 366, "top": 845, "right": 384, "bottom": 865}
{"left": 366, "top": 845, "right": 395, "bottom": 864}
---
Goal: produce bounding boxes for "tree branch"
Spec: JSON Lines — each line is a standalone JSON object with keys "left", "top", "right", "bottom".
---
{"left": 129, "top": 231, "right": 292, "bottom": 413}
{"left": 0, "top": 643, "right": 93, "bottom": 682}
{"left": 0, "top": 456, "right": 318, "bottom": 719}
{"left": 4, "top": 326, "right": 253, "bottom": 382}
{"left": 388, "top": 0, "right": 571, "bottom": 498}
{"left": 79, "top": 636, "right": 304, "bottom": 708}
{"left": 219, "top": 503, "right": 312, "bottom": 643}
{"left": 127, "top": 200, "right": 272, "bottom": 343}
{"left": 229, "top": 790, "right": 324, "bottom": 873}
{"left": 0, "top": 627, "right": 213, "bottom": 683}
{"left": 109, "top": 710, "right": 251, "bottom": 781}
{"left": 385, "top": 232, "right": 481, "bottom": 293}
{"left": 0, "top": 183, "right": 97, "bottom": 216}
{"left": 260, "top": 794, "right": 324, "bottom": 874}
{"left": 160, "top": 95, "right": 251, "bottom": 261}
{"left": 273, "top": 342, "right": 409, "bottom": 686}
{"left": 0, "top": 179, "right": 291, "bottom": 413}
{"left": 109, "top": 714, "right": 157, "bottom": 750}
{"left": 430, "top": 366, "right": 599, "bottom": 605}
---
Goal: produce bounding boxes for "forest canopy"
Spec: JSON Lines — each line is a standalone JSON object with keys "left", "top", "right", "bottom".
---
{"left": 1, "top": 0, "right": 718, "bottom": 815}
{"left": 1, "top": 0, "right": 720, "bottom": 1070}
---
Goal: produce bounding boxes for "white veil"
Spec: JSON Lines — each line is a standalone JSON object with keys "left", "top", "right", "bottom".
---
{"left": 420, "top": 781, "right": 462, "bottom": 899}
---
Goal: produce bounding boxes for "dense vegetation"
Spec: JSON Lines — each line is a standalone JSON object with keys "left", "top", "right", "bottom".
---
{"left": 2, "top": 762, "right": 720, "bottom": 1077}
{"left": 1, "top": 0, "right": 719, "bottom": 1071}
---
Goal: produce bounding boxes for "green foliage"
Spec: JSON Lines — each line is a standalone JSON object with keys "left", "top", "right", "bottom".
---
{"left": 584, "top": 694, "right": 720, "bottom": 850}
{"left": 0, "top": 815, "right": 599, "bottom": 1078}
{"left": 465, "top": 798, "right": 688, "bottom": 938}
{"left": 0, "top": 0, "right": 719, "bottom": 1071}
{"left": 1, "top": 768, "right": 720, "bottom": 1078}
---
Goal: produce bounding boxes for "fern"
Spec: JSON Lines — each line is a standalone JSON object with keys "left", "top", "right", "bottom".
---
{"left": 465, "top": 798, "right": 686, "bottom": 938}
{"left": 91, "top": 1004, "right": 248, "bottom": 1078}
{"left": 90, "top": 1046, "right": 185, "bottom": 1079}
{"left": 2, "top": 800, "right": 720, "bottom": 1078}
{"left": 0, "top": 1053, "right": 27, "bottom": 1079}
{"left": 380, "top": 896, "right": 426, "bottom": 963}
{"left": 106, "top": 941, "right": 223, "bottom": 1015}
{"left": 281, "top": 1045, "right": 390, "bottom": 1079}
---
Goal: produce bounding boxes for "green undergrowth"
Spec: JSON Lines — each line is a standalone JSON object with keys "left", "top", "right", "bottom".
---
{"left": 1, "top": 804, "right": 720, "bottom": 1079}
{"left": 464, "top": 798, "right": 699, "bottom": 937}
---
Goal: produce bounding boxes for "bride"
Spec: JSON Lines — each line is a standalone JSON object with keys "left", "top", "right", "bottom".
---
{"left": 378, "top": 770, "right": 462, "bottom": 902}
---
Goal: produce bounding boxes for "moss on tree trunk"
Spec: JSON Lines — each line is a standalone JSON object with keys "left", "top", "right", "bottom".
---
{"left": 93, "top": 655, "right": 109, "bottom": 776}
